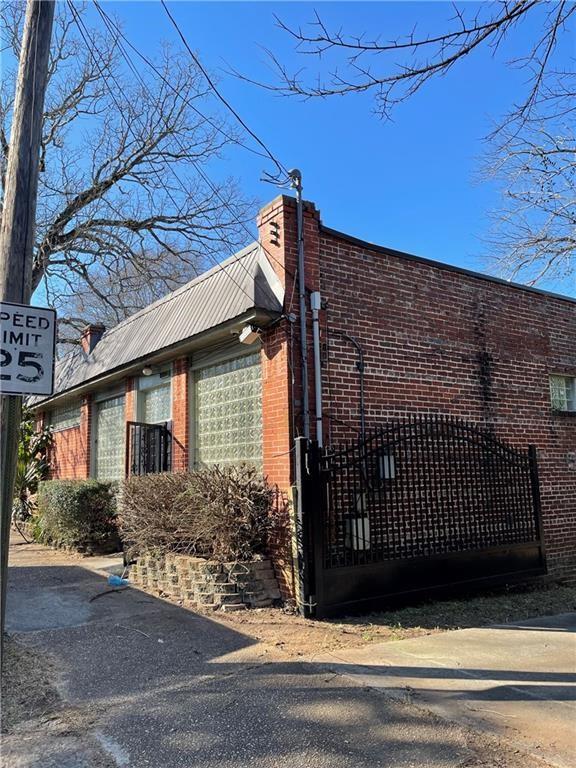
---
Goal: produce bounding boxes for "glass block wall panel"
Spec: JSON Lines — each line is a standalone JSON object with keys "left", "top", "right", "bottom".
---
{"left": 195, "top": 353, "right": 262, "bottom": 468}
{"left": 142, "top": 382, "right": 171, "bottom": 423}
{"left": 95, "top": 395, "right": 125, "bottom": 481}
{"left": 49, "top": 402, "right": 81, "bottom": 431}
{"left": 550, "top": 376, "right": 567, "bottom": 411}
{"left": 550, "top": 375, "right": 575, "bottom": 411}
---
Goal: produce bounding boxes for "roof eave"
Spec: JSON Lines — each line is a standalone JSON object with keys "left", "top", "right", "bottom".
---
{"left": 30, "top": 307, "right": 279, "bottom": 411}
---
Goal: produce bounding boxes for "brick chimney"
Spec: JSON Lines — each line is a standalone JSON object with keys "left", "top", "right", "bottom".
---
{"left": 256, "top": 194, "right": 320, "bottom": 292}
{"left": 80, "top": 323, "right": 105, "bottom": 354}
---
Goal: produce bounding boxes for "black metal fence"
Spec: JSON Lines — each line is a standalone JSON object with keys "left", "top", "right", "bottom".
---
{"left": 297, "top": 415, "right": 546, "bottom": 617}
{"left": 126, "top": 421, "right": 172, "bottom": 476}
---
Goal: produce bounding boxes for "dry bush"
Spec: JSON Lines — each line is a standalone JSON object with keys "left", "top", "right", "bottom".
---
{"left": 119, "top": 465, "right": 283, "bottom": 562}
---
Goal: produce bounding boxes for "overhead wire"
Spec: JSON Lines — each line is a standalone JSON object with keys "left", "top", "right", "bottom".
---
{"left": 91, "top": 0, "right": 270, "bottom": 164}
{"left": 92, "top": 1, "right": 312, "bottom": 297}
{"left": 160, "top": 0, "right": 289, "bottom": 180}
{"left": 90, "top": 3, "right": 274, "bottom": 307}
{"left": 66, "top": 0, "right": 259, "bottom": 308}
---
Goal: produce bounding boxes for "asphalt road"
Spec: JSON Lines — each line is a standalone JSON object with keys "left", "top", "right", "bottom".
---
{"left": 4, "top": 537, "right": 566, "bottom": 768}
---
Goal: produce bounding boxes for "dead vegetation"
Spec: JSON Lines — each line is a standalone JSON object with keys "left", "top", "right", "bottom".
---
{"left": 1, "top": 637, "right": 60, "bottom": 734}
{"left": 1, "top": 637, "right": 113, "bottom": 768}
{"left": 120, "top": 466, "right": 287, "bottom": 562}
{"left": 213, "top": 582, "right": 576, "bottom": 657}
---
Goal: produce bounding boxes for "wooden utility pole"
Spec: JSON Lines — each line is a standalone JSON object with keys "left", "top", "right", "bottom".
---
{"left": 0, "top": 0, "right": 55, "bottom": 642}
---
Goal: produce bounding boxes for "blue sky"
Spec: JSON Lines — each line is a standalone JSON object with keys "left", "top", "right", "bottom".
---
{"left": 84, "top": 2, "right": 573, "bottom": 296}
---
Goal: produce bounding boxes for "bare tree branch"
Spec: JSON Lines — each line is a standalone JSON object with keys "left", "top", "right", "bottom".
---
{"left": 255, "top": 2, "right": 574, "bottom": 126}
{"left": 247, "top": 1, "right": 575, "bottom": 285}
{"left": 481, "top": 72, "right": 575, "bottom": 284}
{"left": 1, "top": 2, "right": 255, "bottom": 337}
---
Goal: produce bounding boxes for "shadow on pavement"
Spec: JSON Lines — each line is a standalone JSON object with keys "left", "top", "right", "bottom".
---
{"left": 7, "top": 553, "right": 574, "bottom": 768}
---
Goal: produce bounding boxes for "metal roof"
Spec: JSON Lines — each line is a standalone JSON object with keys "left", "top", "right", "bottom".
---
{"left": 31, "top": 243, "right": 283, "bottom": 405}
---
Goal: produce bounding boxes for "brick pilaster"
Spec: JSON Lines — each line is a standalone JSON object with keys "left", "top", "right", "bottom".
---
{"left": 171, "top": 357, "right": 189, "bottom": 471}
{"left": 257, "top": 195, "right": 321, "bottom": 600}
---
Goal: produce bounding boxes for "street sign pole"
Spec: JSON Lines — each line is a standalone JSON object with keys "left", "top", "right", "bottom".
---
{"left": 0, "top": 0, "right": 55, "bottom": 645}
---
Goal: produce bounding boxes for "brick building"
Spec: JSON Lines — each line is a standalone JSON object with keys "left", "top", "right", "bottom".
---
{"left": 32, "top": 195, "right": 576, "bottom": 599}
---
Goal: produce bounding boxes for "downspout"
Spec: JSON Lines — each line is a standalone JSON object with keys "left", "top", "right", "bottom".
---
{"left": 289, "top": 169, "right": 310, "bottom": 438}
{"left": 311, "top": 291, "right": 323, "bottom": 447}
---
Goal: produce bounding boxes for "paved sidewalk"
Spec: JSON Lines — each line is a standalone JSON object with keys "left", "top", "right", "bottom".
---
{"left": 5, "top": 536, "right": 569, "bottom": 767}
{"left": 317, "top": 614, "right": 576, "bottom": 768}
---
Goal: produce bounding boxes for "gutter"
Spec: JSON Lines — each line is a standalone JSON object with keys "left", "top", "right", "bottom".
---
{"left": 29, "top": 308, "right": 279, "bottom": 410}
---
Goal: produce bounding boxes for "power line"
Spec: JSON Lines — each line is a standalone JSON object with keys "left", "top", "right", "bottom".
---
{"left": 89, "top": 1, "right": 309, "bottom": 296}
{"left": 160, "top": 0, "right": 289, "bottom": 180}
{"left": 91, "top": 0, "right": 270, "bottom": 164}
{"left": 66, "top": 1, "right": 259, "bottom": 309}
{"left": 88, "top": 4, "right": 269, "bottom": 304}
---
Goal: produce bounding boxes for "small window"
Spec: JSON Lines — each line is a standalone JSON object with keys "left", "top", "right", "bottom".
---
{"left": 49, "top": 402, "right": 81, "bottom": 431}
{"left": 550, "top": 375, "right": 576, "bottom": 412}
{"left": 141, "top": 383, "right": 171, "bottom": 423}
{"left": 137, "top": 368, "right": 171, "bottom": 424}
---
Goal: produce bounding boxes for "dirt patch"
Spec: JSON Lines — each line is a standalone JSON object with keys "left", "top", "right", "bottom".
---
{"left": 1, "top": 637, "right": 61, "bottom": 733}
{"left": 1, "top": 637, "right": 113, "bottom": 768}
{"left": 211, "top": 582, "right": 576, "bottom": 657}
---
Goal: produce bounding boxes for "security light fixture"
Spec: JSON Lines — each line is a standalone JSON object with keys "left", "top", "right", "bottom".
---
{"left": 238, "top": 324, "right": 260, "bottom": 345}
{"left": 142, "top": 366, "right": 154, "bottom": 376}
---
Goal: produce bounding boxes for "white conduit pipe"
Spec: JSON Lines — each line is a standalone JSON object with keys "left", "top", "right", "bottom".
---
{"left": 311, "top": 291, "right": 323, "bottom": 448}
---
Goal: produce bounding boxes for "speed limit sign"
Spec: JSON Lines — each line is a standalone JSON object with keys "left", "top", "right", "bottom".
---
{"left": 0, "top": 301, "right": 56, "bottom": 396}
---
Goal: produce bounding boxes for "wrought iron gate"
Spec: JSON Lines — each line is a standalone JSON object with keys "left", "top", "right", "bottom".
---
{"left": 126, "top": 421, "right": 172, "bottom": 476}
{"left": 296, "top": 415, "right": 546, "bottom": 618}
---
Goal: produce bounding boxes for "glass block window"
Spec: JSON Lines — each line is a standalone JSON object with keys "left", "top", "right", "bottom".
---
{"left": 195, "top": 353, "right": 262, "bottom": 468}
{"left": 50, "top": 402, "right": 81, "bottom": 432}
{"left": 141, "top": 383, "right": 171, "bottom": 423}
{"left": 94, "top": 395, "right": 125, "bottom": 481}
{"left": 550, "top": 375, "right": 576, "bottom": 412}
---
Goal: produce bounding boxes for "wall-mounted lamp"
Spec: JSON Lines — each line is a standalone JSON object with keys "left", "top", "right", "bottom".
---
{"left": 238, "top": 324, "right": 261, "bottom": 345}
{"left": 141, "top": 366, "right": 154, "bottom": 376}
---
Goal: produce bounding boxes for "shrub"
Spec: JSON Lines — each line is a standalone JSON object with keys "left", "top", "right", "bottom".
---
{"left": 36, "top": 480, "right": 119, "bottom": 553}
{"left": 119, "top": 465, "right": 282, "bottom": 562}
{"left": 13, "top": 406, "right": 52, "bottom": 521}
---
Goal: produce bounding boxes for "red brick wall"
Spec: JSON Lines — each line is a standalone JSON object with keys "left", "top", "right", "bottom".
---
{"left": 258, "top": 196, "right": 322, "bottom": 599}
{"left": 172, "top": 357, "right": 189, "bottom": 471}
{"left": 317, "top": 226, "right": 576, "bottom": 580}
{"left": 258, "top": 195, "right": 321, "bottom": 487}
{"left": 45, "top": 394, "right": 92, "bottom": 480}
{"left": 125, "top": 378, "right": 136, "bottom": 423}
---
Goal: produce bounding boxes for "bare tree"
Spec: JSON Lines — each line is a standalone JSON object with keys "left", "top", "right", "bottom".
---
{"left": 483, "top": 71, "right": 575, "bottom": 285}
{"left": 1, "top": 3, "right": 254, "bottom": 339}
{"left": 246, "top": 1, "right": 575, "bottom": 284}
{"left": 262, "top": 2, "right": 573, "bottom": 124}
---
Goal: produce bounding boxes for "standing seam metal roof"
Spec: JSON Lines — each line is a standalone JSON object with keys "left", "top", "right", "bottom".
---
{"left": 32, "top": 243, "right": 283, "bottom": 405}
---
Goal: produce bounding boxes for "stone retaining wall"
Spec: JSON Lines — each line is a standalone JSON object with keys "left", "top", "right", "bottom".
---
{"left": 130, "top": 552, "right": 282, "bottom": 611}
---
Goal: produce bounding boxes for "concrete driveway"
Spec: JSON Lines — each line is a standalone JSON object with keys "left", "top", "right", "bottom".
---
{"left": 318, "top": 614, "right": 576, "bottom": 768}
{"left": 4, "top": 536, "right": 574, "bottom": 768}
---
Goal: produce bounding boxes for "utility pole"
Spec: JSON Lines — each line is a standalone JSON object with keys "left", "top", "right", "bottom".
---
{"left": 0, "top": 0, "right": 55, "bottom": 643}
